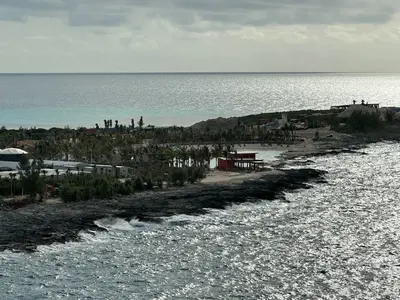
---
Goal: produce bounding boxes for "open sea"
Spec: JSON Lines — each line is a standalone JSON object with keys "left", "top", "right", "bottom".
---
{"left": 2, "top": 142, "right": 400, "bottom": 299}
{"left": 0, "top": 73, "right": 400, "bottom": 128}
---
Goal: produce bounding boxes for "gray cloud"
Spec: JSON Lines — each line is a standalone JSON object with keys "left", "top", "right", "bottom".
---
{"left": 0, "top": 0, "right": 399, "bottom": 28}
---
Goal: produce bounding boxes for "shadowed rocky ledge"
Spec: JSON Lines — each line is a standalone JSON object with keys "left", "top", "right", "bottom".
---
{"left": 0, "top": 168, "right": 326, "bottom": 253}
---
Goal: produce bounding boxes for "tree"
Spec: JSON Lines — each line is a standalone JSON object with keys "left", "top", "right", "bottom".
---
{"left": 9, "top": 173, "right": 16, "bottom": 197}
{"left": 138, "top": 116, "right": 144, "bottom": 130}
{"left": 18, "top": 157, "right": 45, "bottom": 200}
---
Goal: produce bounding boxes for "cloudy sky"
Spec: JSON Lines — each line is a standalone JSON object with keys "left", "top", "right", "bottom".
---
{"left": 1, "top": 0, "right": 400, "bottom": 73}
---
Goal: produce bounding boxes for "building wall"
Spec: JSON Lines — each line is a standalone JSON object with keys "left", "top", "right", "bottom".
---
{"left": 0, "top": 154, "right": 26, "bottom": 162}
{"left": 234, "top": 153, "right": 256, "bottom": 160}
{"left": 217, "top": 159, "right": 235, "bottom": 170}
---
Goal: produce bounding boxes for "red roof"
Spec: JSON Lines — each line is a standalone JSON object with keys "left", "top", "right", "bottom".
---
{"left": 86, "top": 128, "right": 98, "bottom": 134}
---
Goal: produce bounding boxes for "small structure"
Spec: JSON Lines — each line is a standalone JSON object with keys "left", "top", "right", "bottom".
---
{"left": 42, "top": 160, "right": 89, "bottom": 170}
{"left": 278, "top": 113, "right": 288, "bottom": 128}
{"left": 337, "top": 104, "right": 379, "bottom": 119}
{"left": 91, "top": 164, "right": 131, "bottom": 178}
{"left": 332, "top": 101, "right": 379, "bottom": 111}
{"left": 0, "top": 148, "right": 29, "bottom": 171}
{"left": 0, "top": 148, "right": 28, "bottom": 162}
{"left": 217, "top": 152, "right": 265, "bottom": 171}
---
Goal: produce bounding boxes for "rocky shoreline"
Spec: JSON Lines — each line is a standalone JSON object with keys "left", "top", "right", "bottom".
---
{"left": 0, "top": 168, "right": 326, "bottom": 253}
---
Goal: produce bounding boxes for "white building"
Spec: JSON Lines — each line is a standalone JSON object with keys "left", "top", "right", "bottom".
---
{"left": 91, "top": 164, "right": 131, "bottom": 178}
{"left": 278, "top": 113, "right": 288, "bottom": 128}
{"left": 0, "top": 148, "right": 28, "bottom": 162}
{"left": 337, "top": 104, "right": 379, "bottom": 119}
{"left": 0, "top": 148, "right": 29, "bottom": 171}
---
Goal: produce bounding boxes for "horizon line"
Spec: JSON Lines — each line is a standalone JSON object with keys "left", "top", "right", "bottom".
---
{"left": 0, "top": 71, "right": 399, "bottom": 75}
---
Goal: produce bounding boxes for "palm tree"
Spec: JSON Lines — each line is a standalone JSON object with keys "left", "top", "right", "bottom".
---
{"left": 202, "top": 146, "right": 212, "bottom": 169}
{"left": 138, "top": 116, "right": 144, "bottom": 130}
{"left": 188, "top": 147, "right": 197, "bottom": 167}
{"left": 9, "top": 173, "right": 14, "bottom": 197}
{"left": 180, "top": 147, "right": 189, "bottom": 168}
{"left": 211, "top": 144, "right": 223, "bottom": 164}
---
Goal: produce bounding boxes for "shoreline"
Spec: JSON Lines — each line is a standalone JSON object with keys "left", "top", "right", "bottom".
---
{"left": 0, "top": 168, "right": 326, "bottom": 253}
{"left": 0, "top": 128, "right": 382, "bottom": 253}
{"left": 2, "top": 117, "right": 400, "bottom": 252}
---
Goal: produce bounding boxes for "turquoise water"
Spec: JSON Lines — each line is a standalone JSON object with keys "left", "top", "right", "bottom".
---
{"left": 1, "top": 73, "right": 400, "bottom": 128}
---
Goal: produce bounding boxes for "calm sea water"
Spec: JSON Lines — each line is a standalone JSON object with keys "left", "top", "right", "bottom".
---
{"left": 0, "top": 73, "right": 399, "bottom": 128}
{"left": 1, "top": 142, "right": 400, "bottom": 299}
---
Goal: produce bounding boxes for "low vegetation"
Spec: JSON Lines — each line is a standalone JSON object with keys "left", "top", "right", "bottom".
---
{"left": 0, "top": 158, "right": 206, "bottom": 205}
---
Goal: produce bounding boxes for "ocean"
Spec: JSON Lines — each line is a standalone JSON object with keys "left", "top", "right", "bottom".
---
{"left": 1, "top": 142, "right": 400, "bottom": 299}
{"left": 1, "top": 73, "right": 400, "bottom": 128}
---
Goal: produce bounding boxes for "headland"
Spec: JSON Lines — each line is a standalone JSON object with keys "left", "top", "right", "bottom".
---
{"left": 1, "top": 102, "right": 399, "bottom": 252}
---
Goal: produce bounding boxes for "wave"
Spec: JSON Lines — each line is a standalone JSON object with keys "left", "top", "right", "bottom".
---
{"left": 163, "top": 214, "right": 200, "bottom": 226}
{"left": 94, "top": 217, "right": 165, "bottom": 231}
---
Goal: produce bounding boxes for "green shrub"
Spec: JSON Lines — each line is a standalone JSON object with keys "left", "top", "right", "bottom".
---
{"left": 134, "top": 177, "right": 144, "bottom": 191}
{"left": 81, "top": 186, "right": 93, "bottom": 201}
{"left": 156, "top": 178, "right": 163, "bottom": 188}
{"left": 187, "top": 167, "right": 206, "bottom": 183}
{"left": 170, "top": 168, "right": 187, "bottom": 186}
{"left": 123, "top": 180, "right": 133, "bottom": 194}
{"left": 145, "top": 178, "right": 154, "bottom": 190}
{"left": 345, "top": 111, "right": 382, "bottom": 132}
{"left": 60, "top": 184, "right": 79, "bottom": 202}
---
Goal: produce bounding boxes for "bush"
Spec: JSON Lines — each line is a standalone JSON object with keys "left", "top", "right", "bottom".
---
{"left": 187, "top": 167, "right": 195, "bottom": 183}
{"left": 170, "top": 168, "right": 187, "bottom": 186}
{"left": 345, "top": 111, "right": 382, "bottom": 132}
{"left": 81, "top": 186, "right": 93, "bottom": 201}
{"left": 60, "top": 184, "right": 79, "bottom": 202}
{"left": 92, "top": 176, "right": 112, "bottom": 198}
{"left": 153, "top": 177, "right": 163, "bottom": 188}
{"left": 187, "top": 167, "right": 206, "bottom": 183}
{"left": 123, "top": 180, "right": 133, "bottom": 194}
{"left": 145, "top": 178, "right": 154, "bottom": 190}
{"left": 133, "top": 177, "right": 144, "bottom": 191}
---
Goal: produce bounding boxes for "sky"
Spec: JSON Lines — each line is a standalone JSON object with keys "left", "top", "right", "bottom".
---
{"left": 1, "top": 0, "right": 400, "bottom": 73}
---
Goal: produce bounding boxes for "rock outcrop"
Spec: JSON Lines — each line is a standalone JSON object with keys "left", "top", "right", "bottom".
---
{"left": 0, "top": 168, "right": 326, "bottom": 252}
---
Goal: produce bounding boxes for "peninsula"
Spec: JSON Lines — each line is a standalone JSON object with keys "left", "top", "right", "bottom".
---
{"left": 1, "top": 102, "right": 400, "bottom": 252}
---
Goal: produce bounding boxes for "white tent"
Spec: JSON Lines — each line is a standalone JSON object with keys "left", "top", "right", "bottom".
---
{"left": 0, "top": 148, "right": 28, "bottom": 155}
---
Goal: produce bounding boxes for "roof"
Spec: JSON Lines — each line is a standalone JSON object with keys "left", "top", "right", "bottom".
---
{"left": 42, "top": 160, "right": 90, "bottom": 169}
{"left": 0, "top": 148, "right": 28, "bottom": 155}
{"left": 230, "top": 151, "right": 258, "bottom": 155}
{"left": 337, "top": 105, "right": 378, "bottom": 119}
{"left": 218, "top": 158, "right": 263, "bottom": 162}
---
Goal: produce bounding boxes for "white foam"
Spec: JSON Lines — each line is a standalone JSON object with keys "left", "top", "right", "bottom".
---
{"left": 94, "top": 218, "right": 135, "bottom": 231}
{"left": 164, "top": 214, "right": 200, "bottom": 224}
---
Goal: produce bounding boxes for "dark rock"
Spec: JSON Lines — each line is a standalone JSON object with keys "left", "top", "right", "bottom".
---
{"left": 0, "top": 168, "right": 326, "bottom": 253}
